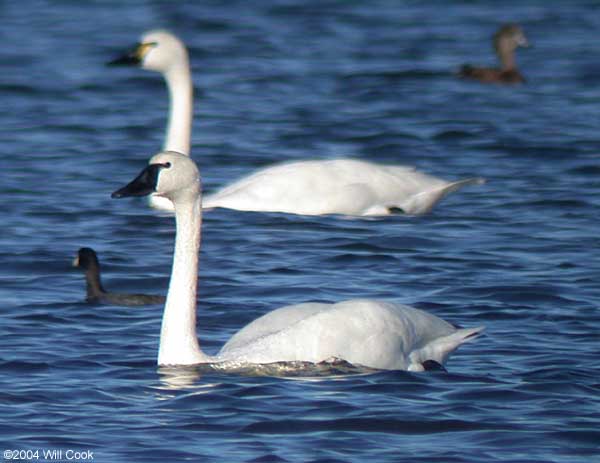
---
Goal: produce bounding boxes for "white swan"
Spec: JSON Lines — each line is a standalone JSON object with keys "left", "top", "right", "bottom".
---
{"left": 112, "top": 151, "right": 484, "bottom": 371}
{"left": 204, "top": 160, "right": 484, "bottom": 216}
{"left": 109, "top": 30, "right": 192, "bottom": 211}
{"left": 111, "top": 30, "right": 484, "bottom": 216}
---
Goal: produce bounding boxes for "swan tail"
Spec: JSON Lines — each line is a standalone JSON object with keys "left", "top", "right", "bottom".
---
{"left": 399, "top": 177, "right": 485, "bottom": 215}
{"left": 409, "top": 326, "right": 485, "bottom": 371}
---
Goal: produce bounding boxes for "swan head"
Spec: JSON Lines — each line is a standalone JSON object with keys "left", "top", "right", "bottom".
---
{"left": 108, "top": 30, "right": 188, "bottom": 73}
{"left": 112, "top": 151, "right": 200, "bottom": 203}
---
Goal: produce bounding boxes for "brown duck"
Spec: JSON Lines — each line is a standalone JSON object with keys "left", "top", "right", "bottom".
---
{"left": 459, "top": 24, "right": 529, "bottom": 84}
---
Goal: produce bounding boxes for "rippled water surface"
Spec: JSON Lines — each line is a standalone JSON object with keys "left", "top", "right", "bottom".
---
{"left": 1, "top": 1, "right": 599, "bottom": 462}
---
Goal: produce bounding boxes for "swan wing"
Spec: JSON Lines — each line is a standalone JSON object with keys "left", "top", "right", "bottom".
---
{"left": 218, "top": 302, "right": 330, "bottom": 353}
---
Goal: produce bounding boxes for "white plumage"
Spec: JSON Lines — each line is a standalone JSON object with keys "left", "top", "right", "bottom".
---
{"left": 114, "top": 30, "right": 484, "bottom": 217}
{"left": 112, "top": 151, "right": 484, "bottom": 371}
{"left": 203, "top": 159, "right": 484, "bottom": 216}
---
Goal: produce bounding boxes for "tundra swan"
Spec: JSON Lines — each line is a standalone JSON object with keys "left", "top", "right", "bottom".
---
{"left": 112, "top": 151, "right": 484, "bottom": 370}
{"left": 110, "top": 31, "right": 484, "bottom": 217}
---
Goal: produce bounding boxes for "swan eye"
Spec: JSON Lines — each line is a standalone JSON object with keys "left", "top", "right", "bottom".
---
{"left": 163, "top": 162, "right": 172, "bottom": 169}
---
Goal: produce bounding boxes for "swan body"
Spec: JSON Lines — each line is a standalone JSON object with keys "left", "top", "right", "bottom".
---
{"left": 218, "top": 300, "right": 482, "bottom": 370}
{"left": 112, "top": 151, "right": 484, "bottom": 371}
{"left": 73, "top": 247, "right": 165, "bottom": 306}
{"left": 112, "top": 30, "right": 484, "bottom": 217}
{"left": 204, "top": 159, "right": 484, "bottom": 216}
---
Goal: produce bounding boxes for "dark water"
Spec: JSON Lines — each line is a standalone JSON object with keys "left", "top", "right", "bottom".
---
{"left": 1, "top": 1, "right": 599, "bottom": 462}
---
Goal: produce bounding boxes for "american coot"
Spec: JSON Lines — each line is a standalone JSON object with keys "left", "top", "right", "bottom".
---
{"left": 73, "top": 247, "right": 165, "bottom": 306}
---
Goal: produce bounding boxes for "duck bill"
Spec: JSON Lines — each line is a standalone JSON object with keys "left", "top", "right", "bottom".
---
{"left": 111, "top": 164, "right": 164, "bottom": 198}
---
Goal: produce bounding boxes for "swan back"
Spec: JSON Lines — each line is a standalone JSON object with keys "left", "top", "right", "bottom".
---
{"left": 203, "top": 159, "right": 482, "bottom": 216}
{"left": 218, "top": 300, "right": 484, "bottom": 370}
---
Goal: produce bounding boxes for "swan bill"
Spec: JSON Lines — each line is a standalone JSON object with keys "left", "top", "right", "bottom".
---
{"left": 111, "top": 163, "right": 167, "bottom": 198}
{"left": 108, "top": 42, "right": 156, "bottom": 66}
{"left": 107, "top": 52, "right": 140, "bottom": 66}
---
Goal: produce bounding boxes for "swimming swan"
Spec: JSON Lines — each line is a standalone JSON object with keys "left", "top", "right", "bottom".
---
{"left": 112, "top": 151, "right": 484, "bottom": 370}
{"left": 204, "top": 159, "right": 484, "bottom": 216}
{"left": 110, "top": 30, "right": 484, "bottom": 216}
{"left": 73, "top": 247, "right": 166, "bottom": 306}
{"left": 109, "top": 31, "right": 192, "bottom": 211}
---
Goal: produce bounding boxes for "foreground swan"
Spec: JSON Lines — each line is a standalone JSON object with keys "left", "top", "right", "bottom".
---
{"left": 112, "top": 151, "right": 484, "bottom": 370}
{"left": 110, "top": 30, "right": 484, "bottom": 216}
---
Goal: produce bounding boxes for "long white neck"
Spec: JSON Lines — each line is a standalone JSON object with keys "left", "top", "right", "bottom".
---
{"left": 149, "top": 62, "right": 193, "bottom": 212}
{"left": 163, "top": 62, "right": 192, "bottom": 155}
{"left": 158, "top": 191, "right": 210, "bottom": 365}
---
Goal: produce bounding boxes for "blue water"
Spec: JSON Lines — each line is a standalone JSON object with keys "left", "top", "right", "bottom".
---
{"left": 1, "top": 1, "right": 599, "bottom": 462}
